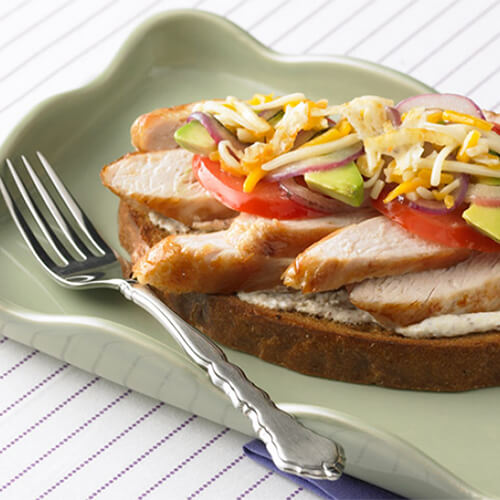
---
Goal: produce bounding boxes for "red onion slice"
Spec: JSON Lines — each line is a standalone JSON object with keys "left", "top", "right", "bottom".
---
{"left": 472, "top": 198, "right": 500, "bottom": 207}
{"left": 187, "top": 112, "right": 245, "bottom": 150}
{"left": 406, "top": 198, "right": 453, "bottom": 215}
{"left": 466, "top": 183, "right": 500, "bottom": 207}
{"left": 396, "top": 94, "right": 485, "bottom": 119}
{"left": 268, "top": 144, "right": 363, "bottom": 181}
{"left": 292, "top": 130, "right": 317, "bottom": 149}
{"left": 407, "top": 174, "right": 470, "bottom": 215}
{"left": 386, "top": 106, "right": 401, "bottom": 127}
{"left": 258, "top": 108, "right": 281, "bottom": 120}
{"left": 279, "top": 178, "right": 350, "bottom": 213}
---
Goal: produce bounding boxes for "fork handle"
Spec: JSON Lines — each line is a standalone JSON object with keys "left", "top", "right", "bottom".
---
{"left": 119, "top": 280, "right": 345, "bottom": 480}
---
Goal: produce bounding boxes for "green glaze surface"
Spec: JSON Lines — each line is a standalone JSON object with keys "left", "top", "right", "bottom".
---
{"left": 0, "top": 10, "right": 497, "bottom": 499}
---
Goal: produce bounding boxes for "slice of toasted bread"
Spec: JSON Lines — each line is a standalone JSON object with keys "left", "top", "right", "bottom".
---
{"left": 118, "top": 200, "right": 500, "bottom": 392}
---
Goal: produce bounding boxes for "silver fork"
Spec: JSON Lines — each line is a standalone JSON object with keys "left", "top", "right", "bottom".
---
{"left": 0, "top": 152, "right": 345, "bottom": 481}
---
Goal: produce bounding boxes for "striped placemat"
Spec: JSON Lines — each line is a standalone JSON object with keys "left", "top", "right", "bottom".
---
{"left": 1, "top": 0, "right": 499, "bottom": 497}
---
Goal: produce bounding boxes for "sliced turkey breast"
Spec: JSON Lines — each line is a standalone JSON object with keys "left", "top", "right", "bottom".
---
{"left": 283, "top": 216, "right": 471, "bottom": 292}
{"left": 100, "top": 149, "right": 235, "bottom": 226}
{"left": 350, "top": 252, "right": 500, "bottom": 326}
{"left": 133, "top": 210, "right": 376, "bottom": 294}
{"left": 131, "top": 103, "right": 195, "bottom": 152}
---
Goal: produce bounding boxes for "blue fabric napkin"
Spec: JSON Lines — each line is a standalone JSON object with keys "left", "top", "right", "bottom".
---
{"left": 243, "top": 439, "right": 405, "bottom": 500}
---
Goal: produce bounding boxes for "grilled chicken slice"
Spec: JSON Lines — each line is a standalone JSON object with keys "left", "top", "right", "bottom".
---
{"left": 133, "top": 210, "right": 376, "bottom": 293}
{"left": 134, "top": 230, "right": 291, "bottom": 293}
{"left": 350, "top": 252, "right": 500, "bottom": 326}
{"left": 283, "top": 216, "right": 472, "bottom": 292}
{"left": 101, "top": 149, "right": 235, "bottom": 225}
{"left": 131, "top": 103, "right": 196, "bottom": 152}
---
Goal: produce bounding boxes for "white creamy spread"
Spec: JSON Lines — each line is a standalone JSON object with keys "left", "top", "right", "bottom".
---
{"left": 148, "top": 212, "right": 190, "bottom": 234}
{"left": 237, "top": 289, "right": 500, "bottom": 339}
{"left": 149, "top": 211, "right": 232, "bottom": 235}
{"left": 238, "top": 289, "right": 376, "bottom": 325}
{"left": 395, "top": 312, "right": 500, "bottom": 339}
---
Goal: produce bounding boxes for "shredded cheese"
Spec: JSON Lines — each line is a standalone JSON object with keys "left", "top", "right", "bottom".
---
{"left": 216, "top": 140, "right": 246, "bottom": 177}
{"left": 439, "top": 178, "right": 461, "bottom": 195}
{"left": 444, "top": 194, "right": 455, "bottom": 209}
{"left": 418, "top": 158, "right": 500, "bottom": 178}
{"left": 227, "top": 96, "right": 271, "bottom": 134}
{"left": 426, "top": 111, "right": 443, "bottom": 123}
{"left": 363, "top": 159, "right": 384, "bottom": 188}
{"left": 384, "top": 178, "right": 425, "bottom": 203}
{"left": 370, "top": 179, "right": 385, "bottom": 199}
{"left": 188, "top": 93, "right": 500, "bottom": 206}
{"left": 261, "top": 133, "right": 361, "bottom": 171}
{"left": 456, "top": 130, "right": 481, "bottom": 163}
{"left": 251, "top": 93, "right": 306, "bottom": 111}
{"left": 474, "top": 153, "right": 500, "bottom": 167}
{"left": 416, "top": 186, "right": 434, "bottom": 200}
{"left": 243, "top": 167, "right": 267, "bottom": 193}
{"left": 442, "top": 110, "right": 493, "bottom": 131}
{"left": 431, "top": 145, "right": 453, "bottom": 186}
{"left": 196, "top": 100, "right": 271, "bottom": 134}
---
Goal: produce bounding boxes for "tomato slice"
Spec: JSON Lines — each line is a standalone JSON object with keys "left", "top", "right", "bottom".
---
{"left": 192, "top": 155, "right": 326, "bottom": 219}
{"left": 372, "top": 191, "right": 500, "bottom": 252}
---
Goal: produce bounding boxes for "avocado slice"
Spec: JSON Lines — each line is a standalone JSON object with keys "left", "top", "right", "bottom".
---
{"left": 463, "top": 204, "right": 500, "bottom": 243}
{"left": 174, "top": 120, "right": 216, "bottom": 156}
{"left": 304, "top": 161, "right": 364, "bottom": 207}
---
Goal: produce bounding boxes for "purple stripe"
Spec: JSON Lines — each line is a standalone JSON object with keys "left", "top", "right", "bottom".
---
{"left": 269, "top": 0, "right": 332, "bottom": 46}
{"left": 0, "top": 0, "right": 75, "bottom": 54}
{"left": 433, "top": 29, "right": 500, "bottom": 87}
{"left": 88, "top": 414, "right": 197, "bottom": 499}
{"left": 36, "top": 402, "right": 164, "bottom": 499}
{"left": 246, "top": 0, "right": 288, "bottom": 31}
{"left": 0, "top": 350, "right": 38, "bottom": 380}
{"left": 236, "top": 471, "right": 274, "bottom": 499}
{"left": 137, "top": 427, "right": 230, "bottom": 499}
{"left": 0, "top": 363, "right": 69, "bottom": 418}
{"left": 344, "top": 0, "right": 413, "bottom": 55}
{"left": 407, "top": 1, "right": 499, "bottom": 73}
{"left": 0, "top": 389, "right": 131, "bottom": 493}
{"left": 376, "top": 0, "right": 460, "bottom": 63}
{"left": 187, "top": 453, "right": 246, "bottom": 499}
{"left": 302, "top": 0, "right": 375, "bottom": 54}
{"left": 466, "top": 60, "right": 500, "bottom": 95}
{"left": 224, "top": 0, "right": 247, "bottom": 17}
{"left": 0, "top": 1, "right": 116, "bottom": 84}
{"left": 490, "top": 97, "right": 500, "bottom": 111}
{"left": 0, "top": 0, "right": 35, "bottom": 23}
{"left": 286, "top": 486, "right": 304, "bottom": 499}
{"left": 0, "top": 376, "right": 99, "bottom": 456}
{"left": 0, "top": 0, "right": 162, "bottom": 114}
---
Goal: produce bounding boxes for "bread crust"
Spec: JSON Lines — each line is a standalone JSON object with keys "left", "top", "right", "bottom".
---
{"left": 119, "top": 200, "right": 500, "bottom": 391}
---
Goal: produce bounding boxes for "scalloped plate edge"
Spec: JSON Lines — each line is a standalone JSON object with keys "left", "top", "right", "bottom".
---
{"left": 0, "top": 9, "right": 490, "bottom": 499}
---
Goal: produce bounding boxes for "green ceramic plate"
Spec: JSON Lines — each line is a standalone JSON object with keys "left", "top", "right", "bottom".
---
{"left": 0, "top": 10, "right": 497, "bottom": 499}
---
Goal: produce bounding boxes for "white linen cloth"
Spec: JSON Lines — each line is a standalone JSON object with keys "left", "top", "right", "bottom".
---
{"left": 1, "top": 0, "right": 499, "bottom": 498}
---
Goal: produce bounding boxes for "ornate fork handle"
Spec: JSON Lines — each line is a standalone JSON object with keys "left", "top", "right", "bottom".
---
{"left": 119, "top": 280, "right": 345, "bottom": 480}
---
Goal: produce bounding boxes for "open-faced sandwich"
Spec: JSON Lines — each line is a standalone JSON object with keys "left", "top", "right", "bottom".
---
{"left": 101, "top": 92, "right": 500, "bottom": 391}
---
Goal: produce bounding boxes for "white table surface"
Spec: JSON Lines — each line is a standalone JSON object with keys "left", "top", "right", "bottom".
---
{"left": 1, "top": 0, "right": 499, "bottom": 498}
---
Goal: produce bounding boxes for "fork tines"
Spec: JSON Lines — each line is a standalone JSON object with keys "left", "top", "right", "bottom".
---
{"left": 0, "top": 152, "right": 111, "bottom": 273}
